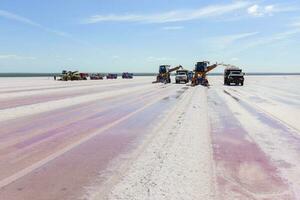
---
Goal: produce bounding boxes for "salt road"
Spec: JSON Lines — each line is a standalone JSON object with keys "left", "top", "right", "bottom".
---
{"left": 0, "top": 76, "right": 299, "bottom": 200}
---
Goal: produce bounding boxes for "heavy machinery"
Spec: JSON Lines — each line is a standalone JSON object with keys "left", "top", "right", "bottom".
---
{"left": 224, "top": 66, "right": 245, "bottom": 86}
{"left": 153, "top": 65, "right": 183, "bottom": 83}
{"left": 175, "top": 69, "right": 189, "bottom": 84}
{"left": 122, "top": 72, "right": 133, "bottom": 79}
{"left": 57, "top": 70, "right": 88, "bottom": 81}
{"left": 187, "top": 71, "right": 194, "bottom": 82}
{"left": 90, "top": 73, "right": 104, "bottom": 80}
{"left": 106, "top": 73, "right": 118, "bottom": 79}
{"left": 191, "top": 61, "right": 220, "bottom": 86}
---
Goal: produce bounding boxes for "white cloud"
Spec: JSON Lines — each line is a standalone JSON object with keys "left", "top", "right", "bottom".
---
{"left": 0, "top": 10, "right": 41, "bottom": 27}
{"left": 291, "top": 22, "right": 300, "bottom": 27}
{"left": 210, "top": 32, "right": 259, "bottom": 48}
{"left": 0, "top": 54, "right": 36, "bottom": 60}
{"left": 147, "top": 56, "right": 175, "bottom": 62}
{"left": 272, "top": 29, "right": 300, "bottom": 40}
{"left": 241, "top": 29, "right": 300, "bottom": 50}
{"left": 247, "top": 5, "right": 261, "bottom": 16}
{"left": 83, "top": 1, "right": 250, "bottom": 24}
{"left": 0, "top": 10, "right": 73, "bottom": 39}
{"left": 162, "top": 26, "right": 184, "bottom": 30}
{"left": 290, "top": 18, "right": 300, "bottom": 27}
{"left": 247, "top": 4, "right": 299, "bottom": 17}
{"left": 0, "top": 10, "right": 93, "bottom": 46}
{"left": 264, "top": 5, "right": 275, "bottom": 14}
{"left": 219, "top": 32, "right": 259, "bottom": 45}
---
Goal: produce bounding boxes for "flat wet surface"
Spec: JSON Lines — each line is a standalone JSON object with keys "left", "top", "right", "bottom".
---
{"left": 1, "top": 76, "right": 300, "bottom": 200}
{"left": 0, "top": 81, "right": 150, "bottom": 109}
{"left": 208, "top": 89, "right": 294, "bottom": 199}
{"left": 0, "top": 79, "right": 187, "bottom": 200}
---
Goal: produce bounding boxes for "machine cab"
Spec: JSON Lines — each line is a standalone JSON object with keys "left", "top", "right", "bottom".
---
{"left": 159, "top": 65, "right": 170, "bottom": 74}
{"left": 224, "top": 68, "right": 243, "bottom": 76}
{"left": 195, "top": 61, "right": 209, "bottom": 72}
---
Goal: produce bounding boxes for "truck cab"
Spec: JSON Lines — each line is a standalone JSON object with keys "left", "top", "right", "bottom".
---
{"left": 224, "top": 67, "right": 244, "bottom": 86}
{"left": 195, "top": 61, "right": 209, "bottom": 72}
{"left": 156, "top": 65, "right": 171, "bottom": 83}
{"left": 175, "top": 69, "right": 189, "bottom": 84}
{"left": 159, "top": 65, "right": 170, "bottom": 74}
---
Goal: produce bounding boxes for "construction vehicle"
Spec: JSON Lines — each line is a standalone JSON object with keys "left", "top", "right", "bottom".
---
{"left": 191, "top": 61, "right": 220, "bottom": 86}
{"left": 122, "top": 72, "right": 133, "bottom": 79}
{"left": 187, "top": 71, "right": 194, "bottom": 82}
{"left": 106, "top": 73, "right": 118, "bottom": 79}
{"left": 153, "top": 65, "right": 183, "bottom": 83}
{"left": 224, "top": 66, "right": 244, "bottom": 86}
{"left": 175, "top": 69, "right": 189, "bottom": 84}
{"left": 90, "top": 73, "right": 104, "bottom": 80}
{"left": 57, "top": 70, "right": 88, "bottom": 81}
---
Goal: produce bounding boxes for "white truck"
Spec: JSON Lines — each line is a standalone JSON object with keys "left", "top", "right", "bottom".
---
{"left": 175, "top": 69, "right": 189, "bottom": 84}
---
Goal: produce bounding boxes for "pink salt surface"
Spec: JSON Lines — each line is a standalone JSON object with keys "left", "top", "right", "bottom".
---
{"left": 208, "top": 90, "right": 294, "bottom": 199}
{"left": 224, "top": 88, "right": 300, "bottom": 151}
{"left": 0, "top": 85, "right": 184, "bottom": 200}
{"left": 0, "top": 78, "right": 120, "bottom": 92}
{"left": 0, "top": 83, "right": 168, "bottom": 142}
{"left": 0, "top": 81, "right": 149, "bottom": 109}
{"left": 0, "top": 85, "right": 176, "bottom": 179}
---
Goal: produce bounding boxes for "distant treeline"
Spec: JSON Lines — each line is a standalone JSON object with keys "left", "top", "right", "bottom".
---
{"left": 0, "top": 72, "right": 299, "bottom": 77}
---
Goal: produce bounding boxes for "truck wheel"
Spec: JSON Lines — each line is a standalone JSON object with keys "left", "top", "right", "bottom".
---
{"left": 241, "top": 81, "right": 244, "bottom": 86}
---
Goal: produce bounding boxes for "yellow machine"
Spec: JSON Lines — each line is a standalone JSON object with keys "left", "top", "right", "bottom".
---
{"left": 153, "top": 65, "right": 183, "bottom": 83}
{"left": 57, "top": 70, "right": 88, "bottom": 81}
{"left": 191, "top": 61, "right": 220, "bottom": 86}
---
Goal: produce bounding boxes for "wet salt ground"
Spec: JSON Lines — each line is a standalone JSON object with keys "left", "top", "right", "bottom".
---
{"left": 1, "top": 76, "right": 299, "bottom": 200}
{"left": 0, "top": 80, "right": 151, "bottom": 109}
{"left": 0, "top": 81, "right": 188, "bottom": 200}
{"left": 208, "top": 76, "right": 300, "bottom": 199}
{"left": 0, "top": 102, "right": 171, "bottom": 200}
{"left": 208, "top": 89, "right": 295, "bottom": 199}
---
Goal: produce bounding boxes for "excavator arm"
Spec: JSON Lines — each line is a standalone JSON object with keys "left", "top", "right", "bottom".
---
{"left": 168, "top": 65, "right": 183, "bottom": 73}
{"left": 205, "top": 63, "right": 219, "bottom": 74}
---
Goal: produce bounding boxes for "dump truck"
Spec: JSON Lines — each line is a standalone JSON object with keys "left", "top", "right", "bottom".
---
{"left": 122, "top": 72, "right": 133, "bottom": 79}
{"left": 224, "top": 67, "right": 244, "bottom": 86}
{"left": 57, "top": 70, "right": 88, "bottom": 81}
{"left": 153, "top": 65, "right": 183, "bottom": 83}
{"left": 175, "top": 69, "right": 189, "bottom": 84}
{"left": 191, "top": 61, "right": 220, "bottom": 86}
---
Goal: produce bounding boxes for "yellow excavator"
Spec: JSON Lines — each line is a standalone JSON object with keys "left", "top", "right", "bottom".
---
{"left": 153, "top": 65, "right": 183, "bottom": 83}
{"left": 191, "top": 61, "right": 221, "bottom": 86}
{"left": 57, "top": 70, "right": 88, "bottom": 81}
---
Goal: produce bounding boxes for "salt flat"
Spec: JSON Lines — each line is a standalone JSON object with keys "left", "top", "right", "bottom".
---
{"left": 0, "top": 76, "right": 299, "bottom": 200}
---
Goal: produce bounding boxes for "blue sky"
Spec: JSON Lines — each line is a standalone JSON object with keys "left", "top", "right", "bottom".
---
{"left": 0, "top": 0, "right": 299, "bottom": 73}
